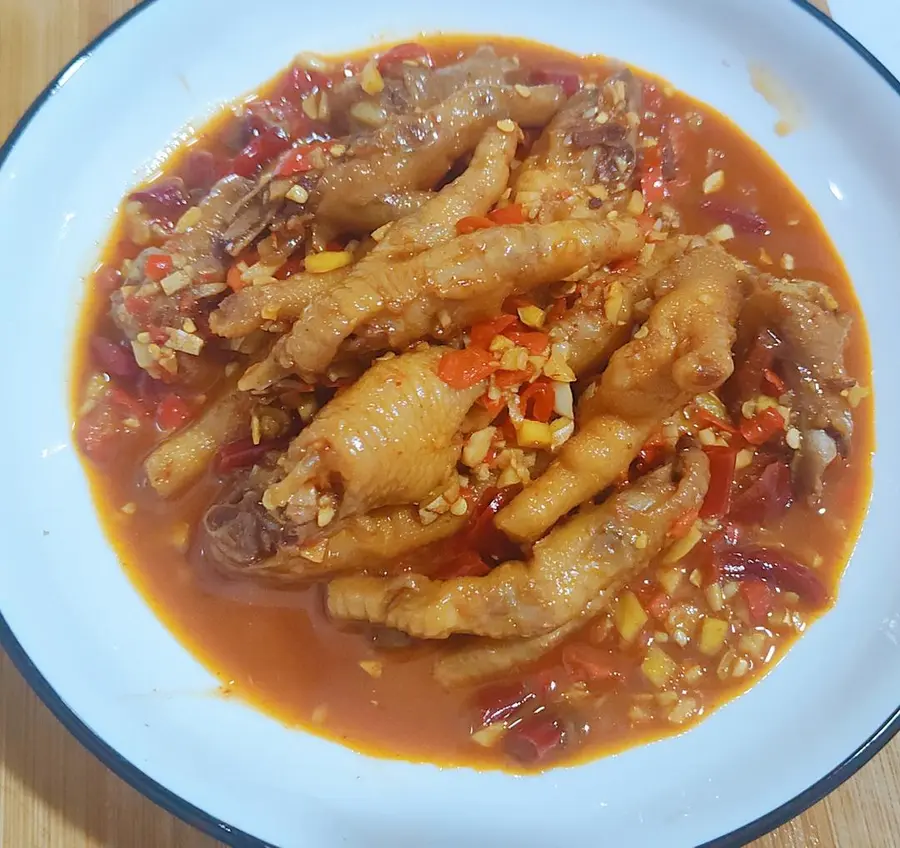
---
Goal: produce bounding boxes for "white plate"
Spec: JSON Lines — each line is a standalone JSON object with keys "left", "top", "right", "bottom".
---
{"left": 0, "top": 0, "right": 898, "bottom": 845}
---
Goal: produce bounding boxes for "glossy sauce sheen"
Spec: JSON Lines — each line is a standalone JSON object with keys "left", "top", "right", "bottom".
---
{"left": 72, "top": 37, "right": 873, "bottom": 769}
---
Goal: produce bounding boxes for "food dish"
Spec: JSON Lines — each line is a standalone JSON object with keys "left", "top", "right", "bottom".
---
{"left": 72, "top": 35, "right": 872, "bottom": 770}
{"left": 2, "top": 0, "right": 899, "bottom": 844}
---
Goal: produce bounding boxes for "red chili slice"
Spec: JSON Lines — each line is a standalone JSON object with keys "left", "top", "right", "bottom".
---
{"left": 714, "top": 546, "right": 828, "bottom": 607}
{"left": 503, "top": 711, "right": 566, "bottom": 766}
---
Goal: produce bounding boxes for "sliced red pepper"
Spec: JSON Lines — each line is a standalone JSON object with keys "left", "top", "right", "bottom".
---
{"left": 731, "top": 460, "right": 793, "bottom": 524}
{"left": 456, "top": 215, "right": 495, "bottom": 235}
{"left": 503, "top": 711, "right": 566, "bottom": 766}
{"left": 217, "top": 436, "right": 288, "bottom": 472}
{"left": 464, "top": 484, "right": 523, "bottom": 562}
{"left": 714, "top": 546, "right": 828, "bottom": 607}
{"left": 646, "top": 591, "right": 671, "bottom": 619}
{"left": 529, "top": 64, "right": 581, "bottom": 97}
{"left": 144, "top": 253, "right": 173, "bottom": 282}
{"left": 437, "top": 347, "right": 498, "bottom": 389}
{"left": 93, "top": 264, "right": 122, "bottom": 295}
{"left": 640, "top": 147, "right": 666, "bottom": 206}
{"left": 561, "top": 644, "right": 617, "bottom": 685}
{"left": 636, "top": 432, "right": 669, "bottom": 474}
{"left": 669, "top": 508, "right": 700, "bottom": 540}
{"left": 520, "top": 379, "right": 555, "bottom": 423}
{"left": 130, "top": 178, "right": 188, "bottom": 220}
{"left": 695, "top": 407, "right": 739, "bottom": 435}
{"left": 469, "top": 313, "right": 518, "bottom": 350}
{"left": 740, "top": 580, "right": 774, "bottom": 625}
{"left": 546, "top": 297, "right": 568, "bottom": 324}
{"left": 377, "top": 42, "right": 434, "bottom": 73}
{"left": 90, "top": 336, "right": 139, "bottom": 380}
{"left": 155, "top": 393, "right": 193, "bottom": 432}
{"left": 230, "top": 127, "right": 291, "bottom": 177}
{"left": 732, "top": 329, "right": 782, "bottom": 402}
{"left": 493, "top": 368, "right": 532, "bottom": 389}
{"left": 275, "top": 65, "right": 330, "bottom": 101}
{"left": 476, "top": 682, "right": 535, "bottom": 727}
{"left": 505, "top": 328, "right": 550, "bottom": 355}
{"left": 763, "top": 368, "right": 786, "bottom": 395}
{"left": 477, "top": 391, "right": 506, "bottom": 419}
{"left": 488, "top": 203, "right": 526, "bottom": 226}
{"left": 227, "top": 263, "right": 248, "bottom": 292}
{"left": 275, "top": 142, "right": 325, "bottom": 177}
{"left": 700, "top": 446, "right": 738, "bottom": 519}
{"left": 437, "top": 549, "right": 492, "bottom": 580}
{"left": 740, "top": 406, "right": 786, "bottom": 446}
{"left": 700, "top": 200, "right": 770, "bottom": 236}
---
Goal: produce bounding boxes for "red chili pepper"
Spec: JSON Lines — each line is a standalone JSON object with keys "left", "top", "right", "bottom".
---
{"left": 377, "top": 42, "right": 434, "bottom": 73}
{"left": 740, "top": 580, "right": 774, "bottom": 624}
{"left": 636, "top": 432, "right": 669, "bottom": 474}
{"left": 477, "top": 391, "right": 506, "bottom": 419}
{"left": 144, "top": 253, "right": 173, "bottom": 282}
{"left": 733, "top": 329, "right": 782, "bottom": 401}
{"left": 669, "top": 508, "right": 700, "bottom": 540}
{"left": 469, "top": 314, "right": 518, "bottom": 350}
{"left": 93, "top": 264, "right": 122, "bottom": 295}
{"left": 520, "top": 379, "right": 555, "bottom": 423}
{"left": 763, "top": 368, "right": 786, "bottom": 395}
{"left": 275, "top": 142, "right": 325, "bottom": 177}
{"left": 529, "top": 64, "right": 582, "bottom": 97}
{"left": 464, "top": 484, "right": 522, "bottom": 562}
{"left": 546, "top": 297, "right": 568, "bottom": 324}
{"left": 476, "top": 682, "right": 535, "bottom": 727}
{"left": 217, "top": 436, "right": 289, "bottom": 472}
{"left": 740, "top": 406, "right": 786, "bottom": 446}
{"left": 275, "top": 65, "right": 330, "bottom": 101}
{"left": 561, "top": 644, "right": 617, "bottom": 685}
{"left": 714, "top": 546, "right": 828, "bottom": 606}
{"left": 505, "top": 328, "right": 550, "bottom": 355}
{"left": 640, "top": 147, "right": 666, "bottom": 206}
{"left": 695, "top": 407, "right": 739, "bottom": 435}
{"left": 156, "top": 394, "right": 193, "bottom": 432}
{"left": 180, "top": 149, "right": 217, "bottom": 191}
{"left": 436, "top": 347, "right": 498, "bottom": 389}
{"left": 230, "top": 127, "right": 291, "bottom": 177}
{"left": 646, "top": 591, "right": 671, "bottom": 619}
{"left": 90, "top": 336, "right": 139, "bottom": 379}
{"left": 456, "top": 215, "right": 495, "bottom": 235}
{"left": 226, "top": 263, "right": 247, "bottom": 292}
{"left": 700, "top": 446, "right": 738, "bottom": 519}
{"left": 130, "top": 178, "right": 188, "bottom": 219}
{"left": 731, "top": 460, "right": 793, "bottom": 524}
{"left": 503, "top": 711, "right": 566, "bottom": 766}
{"left": 700, "top": 200, "right": 770, "bottom": 236}
{"left": 488, "top": 203, "right": 526, "bottom": 226}
{"left": 436, "top": 549, "right": 492, "bottom": 580}
{"left": 272, "top": 254, "right": 307, "bottom": 280}
{"left": 493, "top": 368, "right": 532, "bottom": 389}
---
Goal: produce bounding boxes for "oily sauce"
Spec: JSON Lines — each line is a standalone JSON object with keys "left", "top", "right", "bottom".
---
{"left": 72, "top": 36, "right": 873, "bottom": 769}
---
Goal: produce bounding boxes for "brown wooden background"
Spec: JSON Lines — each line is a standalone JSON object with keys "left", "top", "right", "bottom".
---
{"left": 1, "top": 0, "right": 897, "bottom": 845}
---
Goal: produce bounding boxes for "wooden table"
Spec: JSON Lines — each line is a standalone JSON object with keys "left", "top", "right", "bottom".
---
{"left": 1, "top": 0, "right": 897, "bottom": 845}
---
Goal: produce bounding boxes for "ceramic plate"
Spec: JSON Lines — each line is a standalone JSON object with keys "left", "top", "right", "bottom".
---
{"left": 1, "top": 0, "right": 898, "bottom": 845}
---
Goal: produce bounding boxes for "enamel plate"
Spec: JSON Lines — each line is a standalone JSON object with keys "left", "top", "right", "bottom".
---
{"left": 0, "top": 0, "right": 898, "bottom": 845}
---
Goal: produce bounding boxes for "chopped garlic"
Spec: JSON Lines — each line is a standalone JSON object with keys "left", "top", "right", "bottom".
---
{"left": 552, "top": 382, "right": 574, "bottom": 418}
{"left": 359, "top": 660, "right": 383, "bottom": 678}
{"left": 516, "top": 420, "right": 553, "bottom": 449}
{"left": 359, "top": 58, "right": 384, "bottom": 95}
{"left": 496, "top": 118, "right": 516, "bottom": 133}
{"left": 626, "top": 190, "right": 645, "bottom": 216}
{"left": 160, "top": 269, "right": 192, "bottom": 295}
{"left": 708, "top": 223, "right": 735, "bottom": 242}
{"left": 517, "top": 305, "right": 546, "bottom": 328}
{"left": 702, "top": 170, "right": 725, "bottom": 194}
{"left": 286, "top": 184, "right": 310, "bottom": 204}
{"left": 462, "top": 426, "right": 496, "bottom": 467}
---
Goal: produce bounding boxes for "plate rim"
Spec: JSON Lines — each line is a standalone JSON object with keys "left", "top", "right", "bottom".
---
{"left": 1, "top": 1, "right": 895, "bottom": 846}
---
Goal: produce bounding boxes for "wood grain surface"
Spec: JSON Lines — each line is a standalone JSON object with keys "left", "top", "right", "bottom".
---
{"left": 0, "top": 0, "right": 894, "bottom": 846}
